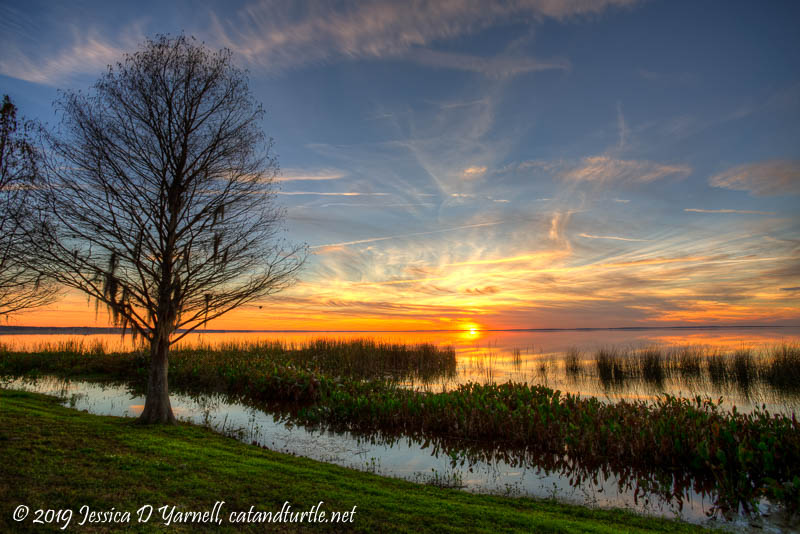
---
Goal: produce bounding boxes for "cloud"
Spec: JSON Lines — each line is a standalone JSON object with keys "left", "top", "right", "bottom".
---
{"left": 709, "top": 160, "right": 800, "bottom": 196}
{"left": 211, "top": 0, "right": 637, "bottom": 72}
{"left": 277, "top": 169, "right": 345, "bottom": 181}
{"left": 277, "top": 191, "right": 389, "bottom": 196}
{"left": 309, "top": 220, "right": 504, "bottom": 249}
{"left": 616, "top": 101, "right": 628, "bottom": 148}
{"left": 407, "top": 48, "right": 569, "bottom": 78}
{"left": 317, "top": 202, "right": 436, "bottom": 209}
{"left": 394, "top": 93, "right": 505, "bottom": 197}
{"left": 461, "top": 166, "right": 488, "bottom": 178}
{"left": 562, "top": 156, "right": 691, "bottom": 184}
{"left": 781, "top": 287, "right": 800, "bottom": 292}
{"left": 548, "top": 211, "right": 572, "bottom": 246}
{"left": 0, "top": 23, "right": 144, "bottom": 85}
{"left": 578, "top": 233, "right": 649, "bottom": 242}
{"left": 684, "top": 208, "right": 776, "bottom": 215}
{"left": 444, "top": 250, "right": 567, "bottom": 267}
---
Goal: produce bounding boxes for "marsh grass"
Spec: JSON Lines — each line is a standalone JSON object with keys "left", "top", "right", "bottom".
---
{"left": 707, "top": 350, "right": 728, "bottom": 386}
{"left": 638, "top": 347, "right": 665, "bottom": 385}
{"left": 733, "top": 349, "right": 757, "bottom": 391}
{"left": 511, "top": 348, "right": 522, "bottom": 372}
{"left": 0, "top": 337, "right": 457, "bottom": 384}
{"left": 564, "top": 348, "right": 582, "bottom": 378}
{"left": 596, "top": 348, "right": 626, "bottom": 385}
{"left": 675, "top": 347, "right": 703, "bottom": 379}
{"left": 578, "top": 344, "right": 800, "bottom": 394}
{"left": 765, "top": 344, "right": 800, "bottom": 390}
{"left": 4, "top": 338, "right": 799, "bottom": 396}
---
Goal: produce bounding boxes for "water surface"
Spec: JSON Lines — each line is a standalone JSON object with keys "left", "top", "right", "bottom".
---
{"left": 4, "top": 326, "right": 800, "bottom": 413}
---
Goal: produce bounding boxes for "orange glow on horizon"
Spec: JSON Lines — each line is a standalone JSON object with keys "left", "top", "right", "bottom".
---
{"left": 4, "top": 238, "right": 798, "bottom": 331}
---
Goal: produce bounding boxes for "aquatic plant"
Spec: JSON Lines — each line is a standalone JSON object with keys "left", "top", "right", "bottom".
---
{"left": 595, "top": 348, "right": 625, "bottom": 385}
{"left": 564, "top": 348, "right": 582, "bottom": 378}
{"left": 675, "top": 347, "right": 702, "bottom": 379}
{"left": 765, "top": 344, "right": 800, "bottom": 391}
{"left": 638, "top": 347, "right": 665, "bottom": 385}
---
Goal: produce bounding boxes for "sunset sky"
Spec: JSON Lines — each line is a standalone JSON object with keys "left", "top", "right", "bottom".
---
{"left": 1, "top": 0, "right": 799, "bottom": 330}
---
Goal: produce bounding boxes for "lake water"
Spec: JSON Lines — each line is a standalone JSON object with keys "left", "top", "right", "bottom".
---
{"left": 3, "top": 375, "right": 794, "bottom": 533}
{"left": 4, "top": 326, "right": 800, "bottom": 413}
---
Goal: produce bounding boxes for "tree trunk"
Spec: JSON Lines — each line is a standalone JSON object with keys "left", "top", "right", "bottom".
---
{"left": 138, "top": 329, "right": 176, "bottom": 424}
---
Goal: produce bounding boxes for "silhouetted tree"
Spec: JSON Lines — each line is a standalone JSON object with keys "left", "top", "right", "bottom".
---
{"left": 26, "top": 36, "right": 305, "bottom": 423}
{"left": 0, "top": 95, "right": 58, "bottom": 317}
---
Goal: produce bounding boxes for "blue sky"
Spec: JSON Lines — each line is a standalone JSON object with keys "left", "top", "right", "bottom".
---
{"left": 2, "top": 0, "right": 799, "bottom": 329}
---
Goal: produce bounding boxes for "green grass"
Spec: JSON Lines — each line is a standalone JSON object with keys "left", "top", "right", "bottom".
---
{"left": 0, "top": 389, "right": 708, "bottom": 533}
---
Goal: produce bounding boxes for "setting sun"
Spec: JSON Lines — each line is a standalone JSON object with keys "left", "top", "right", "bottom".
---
{"left": 458, "top": 323, "right": 482, "bottom": 340}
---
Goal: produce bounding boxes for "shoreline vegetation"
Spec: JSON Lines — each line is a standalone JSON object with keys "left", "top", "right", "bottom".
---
{"left": 0, "top": 389, "right": 710, "bottom": 533}
{"left": 2, "top": 339, "right": 800, "bottom": 521}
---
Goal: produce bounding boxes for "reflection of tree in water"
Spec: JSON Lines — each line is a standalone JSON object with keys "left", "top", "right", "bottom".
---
{"left": 261, "top": 395, "right": 794, "bottom": 523}
{"left": 338, "top": 426, "right": 748, "bottom": 520}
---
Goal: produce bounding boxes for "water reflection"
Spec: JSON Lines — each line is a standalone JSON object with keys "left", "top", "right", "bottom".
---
{"left": 3, "top": 326, "right": 798, "bottom": 353}
{"left": 3, "top": 327, "right": 800, "bottom": 413}
{"left": 2, "top": 376, "right": 795, "bottom": 533}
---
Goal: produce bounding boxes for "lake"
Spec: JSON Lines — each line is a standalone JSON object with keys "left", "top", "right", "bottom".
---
{"left": 3, "top": 326, "right": 800, "bottom": 413}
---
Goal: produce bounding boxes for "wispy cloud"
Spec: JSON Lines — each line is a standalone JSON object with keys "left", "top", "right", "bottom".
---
{"left": 407, "top": 48, "right": 569, "bottom": 79}
{"left": 562, "top": 156, "right": 691, "bottom": 184}
{"left": 0, "top": 23, "right": 144, "bottom": 84}
{"left": 211, "top": 0, "right": 637, "bottom": 72}
{"left": 309, "top": 221, "right": 504, "bottom": 249}
{"left": 684, "top": 208, "right": 776, "bottom": 215}
{"left": 578, "top": 233, "right": 649, "bottom": 242}
{"left": 277, "top": 191, "right": 389, "bottom": 196}
{"left": 616, "top": 101, "right": 628, "bottom": 148}
{"left": 709, "top": 160, "right": 800, "bottom": 196}
{"left": 444, "top": 250, "right": 567, "bottom": 267}
{"left": 277, "top": 169, "right": 346, "bottom": 182}
{"left": 317, "top": 202, "right": 436, "bottom": 209}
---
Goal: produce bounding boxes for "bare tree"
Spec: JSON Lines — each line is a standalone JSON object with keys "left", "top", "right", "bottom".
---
{"left": 0, "top": 95, "right": 58, "bottom": 317}
{"left": 26, "top": 36, "right": 305, "bottom": 423}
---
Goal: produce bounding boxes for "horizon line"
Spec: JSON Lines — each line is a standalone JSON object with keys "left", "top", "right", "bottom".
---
{"left": 1, "top": 324, "right": 798, "bottom": 335}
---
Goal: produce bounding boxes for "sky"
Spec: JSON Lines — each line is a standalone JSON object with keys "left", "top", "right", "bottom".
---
{"left": 1, "top": 0, "right": 799, "bottom": 331}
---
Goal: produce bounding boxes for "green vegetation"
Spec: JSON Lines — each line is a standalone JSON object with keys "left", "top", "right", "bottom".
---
{"left": 0, "top": 389, "right": 708, "bottom": 533}
{"left": 2, "top": 340, "right": 800, "bottom": 516}
{"left": 304, "top": 383, "right": 800, "bottom": 515}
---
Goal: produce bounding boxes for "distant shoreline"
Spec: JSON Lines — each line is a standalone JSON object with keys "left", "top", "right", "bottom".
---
{"left": 1, "top": 324, "right": 797, "bottom": 335}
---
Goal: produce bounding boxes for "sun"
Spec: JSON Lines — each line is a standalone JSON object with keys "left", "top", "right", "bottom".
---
{"left": 459, "top": 322, "right": 482, "bottom": 340}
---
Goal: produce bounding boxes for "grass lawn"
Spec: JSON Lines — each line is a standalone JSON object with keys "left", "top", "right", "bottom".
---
{"left": 0, "top": 389, "right": 710, "bottom": 533}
